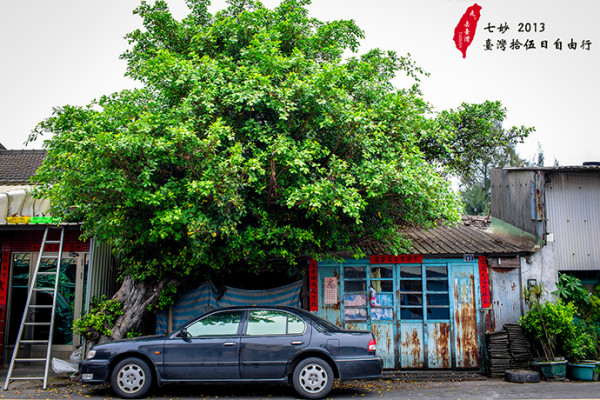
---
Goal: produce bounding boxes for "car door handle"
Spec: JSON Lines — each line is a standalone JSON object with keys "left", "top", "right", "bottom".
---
{"left": 223, "top": 342, "right": 237, "bottom": 346}
{"left": 291, "top": 341, "right": 304, "bottom": 345}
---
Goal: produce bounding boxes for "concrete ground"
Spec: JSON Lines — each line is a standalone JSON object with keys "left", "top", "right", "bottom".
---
{"left": 0, "top": 370, "right": 598, "bottom": 400}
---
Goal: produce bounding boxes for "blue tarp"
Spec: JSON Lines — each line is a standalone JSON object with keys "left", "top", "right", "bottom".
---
{"left": 156, "top": 280, "right": 302, "bottom": 334}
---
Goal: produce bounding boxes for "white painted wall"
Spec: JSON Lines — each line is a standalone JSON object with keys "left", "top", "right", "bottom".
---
{"left": 520, "top": 242, "right": 559, "bottom": 306}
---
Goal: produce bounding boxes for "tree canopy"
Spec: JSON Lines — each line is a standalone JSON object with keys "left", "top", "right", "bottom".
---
{"left": 32, "top": 0, "right": 462, "bottom": 283}
{"left": 29, "top": 0, "right": 536, "bottom": 340}
{"left": 427, "top": 100, "right": 534, "bottom": 215}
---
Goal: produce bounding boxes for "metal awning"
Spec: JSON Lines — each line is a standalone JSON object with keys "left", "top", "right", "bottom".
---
{"left": 0, "top": 185, "right": 51, "bottom": 224}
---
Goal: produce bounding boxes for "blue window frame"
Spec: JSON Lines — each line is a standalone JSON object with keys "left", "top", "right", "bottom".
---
{"left": 341, "top": 263, "right": 450, "bottom": 323}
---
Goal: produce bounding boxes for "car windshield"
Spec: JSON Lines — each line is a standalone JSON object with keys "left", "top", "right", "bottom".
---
{"left": 294, "top": 309, "right": 342, "bottom": 332}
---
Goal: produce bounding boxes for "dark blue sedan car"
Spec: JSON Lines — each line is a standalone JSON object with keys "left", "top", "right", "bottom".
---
{"left": 80, "top": 306, "right": 382, "bottom": 399}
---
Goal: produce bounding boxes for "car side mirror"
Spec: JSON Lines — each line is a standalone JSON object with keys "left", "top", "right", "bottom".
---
{"left": 179, "top": 328, "right": 190, "bottom": 339}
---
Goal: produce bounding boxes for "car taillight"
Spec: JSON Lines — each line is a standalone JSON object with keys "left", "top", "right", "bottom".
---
{"left": 368, "top": 338, "right": 377, "bottom": 352}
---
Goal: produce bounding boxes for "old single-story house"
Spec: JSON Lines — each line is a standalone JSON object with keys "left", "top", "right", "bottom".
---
{"left": 0, "top": 147, "right": 115, "bottom": 363}
{"left": 310, "top": 216, "right": 537, "bottom": 370}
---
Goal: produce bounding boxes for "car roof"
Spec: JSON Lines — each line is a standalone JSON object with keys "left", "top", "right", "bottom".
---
{"left": 199, "top": 306, "right": 342, "bottom": 332}
{"left": 205, "top": 305, "right": 303, "bottom": 313}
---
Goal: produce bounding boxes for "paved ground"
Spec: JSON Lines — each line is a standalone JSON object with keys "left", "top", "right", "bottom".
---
{"left": 0, "top": 370, "right": 599, "bottom": 399}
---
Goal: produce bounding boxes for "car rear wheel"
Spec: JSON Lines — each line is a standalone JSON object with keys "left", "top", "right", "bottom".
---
{"left": 110, "top": 357, "right": 153, "bottom": 399}
{"left": 292, "top": 357, "right": 334, "bottom": 399}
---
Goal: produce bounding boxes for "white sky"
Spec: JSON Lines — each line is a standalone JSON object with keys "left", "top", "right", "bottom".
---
{"left": 1, "top": 0, "right": 598, "bottom": 166}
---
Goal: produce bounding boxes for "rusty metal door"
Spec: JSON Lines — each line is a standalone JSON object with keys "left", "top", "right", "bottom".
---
{"left": 489, "top": 267, "right": 522, "bottom": 330}
{"left": 397, "top": 264, "right": 451, "bottom": 369}
{"left": 452, "top": 264, "right": 480, "bottom": 368}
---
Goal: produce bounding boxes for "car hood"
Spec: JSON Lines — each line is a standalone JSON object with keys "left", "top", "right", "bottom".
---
{"left": 94, "top": 334, "right": 166, "bottom": 348}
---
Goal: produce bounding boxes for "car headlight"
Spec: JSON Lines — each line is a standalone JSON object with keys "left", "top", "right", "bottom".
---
{"left": 86, "top": 349, "right": 97, "bottom": 359}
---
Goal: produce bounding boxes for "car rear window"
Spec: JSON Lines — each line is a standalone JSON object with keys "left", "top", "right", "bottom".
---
{"left": 295, "top": 310, "right": 342, "bottom": 333}
{"left": 246, "top": 310, "right": 307, "bottom": 335}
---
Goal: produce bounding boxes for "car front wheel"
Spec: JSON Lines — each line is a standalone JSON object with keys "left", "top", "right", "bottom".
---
{"left": 292, "top": 357, "right": 334, "bottom": 399}
{"left": 110, "top": 357, "right": 153, "bottom": 399}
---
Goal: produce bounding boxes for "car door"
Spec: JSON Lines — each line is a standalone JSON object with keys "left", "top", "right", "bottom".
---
{"left": 239, "top": 309, "right": 310, "bottom": 379}
{"left": 162, "top": 310, "right": 244, "bottom": 380}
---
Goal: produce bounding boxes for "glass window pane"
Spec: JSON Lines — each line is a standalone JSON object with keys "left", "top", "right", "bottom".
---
{"left": 427, "top": 307, "right": 450, "bottom": 320}
{"left": 38, "top": 257, "right": 58, "bottom": 273}
{"left": 427, "top": 293, "right": 449, "bottom": 306}
{"left": 400, "top": 266, "right": 421, "bottom": 278}
{"left": 344, "top": 308, "right": 367, "bottom": 321}
{"left": 287, "top": 314, "right": 306, "bottom": 334}
{"left": 370, "top": 266, "right": 393, "bottom": 279}
{"left": 246, "top": 310, "right": 287, "bottom": 336}
{"left": 400, "top": 280, "right": 422, "bottom": 292}
{"left": 400, "top": 293, "right": 422, "bottom": 306}
{"left": 371, "top": 308, "right": 393, "bottom": 320}
{"left": 187, "top": 311, "right": 242, "bottom": 337}
{"left": 426, "top": 280, "right": 448, "bottom": 292}
{"left": 401, "top": 307, "right": 423, "bottom": 320}
{"left": 9, "top": 253, "right": 30, "bottom": 345}
{"left": 371, "top": 293, "right": 393, "bottom": 306}
{"left": 53, "top": 258, "right": 77, "bottom": 345}
{"left": 371, "top": 280, "right": 393, "bottom": 292}
{"left": 426, "top": 266, "right": 448, "bottom": 278}
{"left": 344, "top": 266, "right": 366, "bottom": 279}
{"left": 11, "top": 253, "right": 29, "bottom": 288}
{"left": 344, "top": 280, "right": 366, "bottom": 292}
{"left": 343, "top": 294, "right": 367, "bottom": 306}
{"left": 12, "top": 253, "right": 30, "bottom": 268}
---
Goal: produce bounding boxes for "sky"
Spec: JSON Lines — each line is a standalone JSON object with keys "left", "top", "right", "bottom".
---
{"left": 1, "top": 0, "right": 598, "bottom": 166}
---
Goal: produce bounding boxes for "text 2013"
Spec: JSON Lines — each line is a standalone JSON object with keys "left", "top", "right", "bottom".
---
{"left": 518, "top": 22, "right": 546, "bottom": 33}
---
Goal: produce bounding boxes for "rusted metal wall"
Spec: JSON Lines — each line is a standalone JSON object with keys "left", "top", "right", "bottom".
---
{"left": 371, "top": 322, "right": 395, "bottom": 368}
{"left": 400, "top": 322, "right": 424, "bottom": 368}
{"left": 489, "top": 267, "right": 521, "bottom": 330}
{"left": 316, "top": 264, "right": 341, "bottom": 327}
{"left": 452, "top": 265, "right": 480, "bottom": 368}
{"left": 490, "top": 168, "right": 539, "bottom": 236}
{"left": 427, "top": 322, "right": 451, "bottom": 368}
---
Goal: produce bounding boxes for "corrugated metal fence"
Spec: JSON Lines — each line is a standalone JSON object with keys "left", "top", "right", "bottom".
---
{"left": 546, "top": 173, "right": 600, "bottom": 271}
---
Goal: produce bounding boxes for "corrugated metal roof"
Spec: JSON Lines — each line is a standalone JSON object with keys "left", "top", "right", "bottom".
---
{"left": 360, "top": 218, "right": 532, "bottom": 257}
{"left": 0, "top": 149, "right": 47, "bottom": 184}
{"left": 503, "top": 165, "right": 600, "bottom": 172}
{"left": 402, "top": 223, "right": 529, "bottom": 256}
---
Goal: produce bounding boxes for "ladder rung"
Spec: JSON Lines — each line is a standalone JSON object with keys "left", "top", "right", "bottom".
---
{"left": 9, "top": 376, "right": 45, "bottom": 380}
{"left": 19, "top": 340, "right": 50, "bottom": 344}
{"left": 38, "top": 271, "right": 58, "bottom": 275}
{"left": 40, "top": 255, "right": 59, "bottom": 259}
{"left": 23, "top": 322, "right": 51, "bottom": 326}
{"left": 45, "top": 240, "right": 62, "bottom": 244}
{"left": 33, "top": 287, "right": 55, "bottom": 291}
{"left": 28, "top": 305, "right": 54, "bottom": 309}
{"left": 15, "top": 358, "right": 46, "bottom": 362}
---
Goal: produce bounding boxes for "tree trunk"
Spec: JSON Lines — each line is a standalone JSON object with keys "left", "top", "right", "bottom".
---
{"left": 84, "top": 275, "right": 181, "bottom": 353}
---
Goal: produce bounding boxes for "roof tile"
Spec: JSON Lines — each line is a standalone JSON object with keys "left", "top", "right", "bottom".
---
{"left": 0, "top": 149, "right": 47, "bottom": 184}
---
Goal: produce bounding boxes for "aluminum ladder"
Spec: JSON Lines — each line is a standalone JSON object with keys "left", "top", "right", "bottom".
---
{"left": 3, "top": 226, "right": 65, "bottom": 390}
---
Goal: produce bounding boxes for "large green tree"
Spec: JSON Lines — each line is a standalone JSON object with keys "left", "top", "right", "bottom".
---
{"left": 423, "top": 101, "right": 534, "bottom": 215}
{"left": 458, "top": 143, "right": 530, "bottom": 215}
{"left": 32, "top": 0, "right": 466, "bottom": 342}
